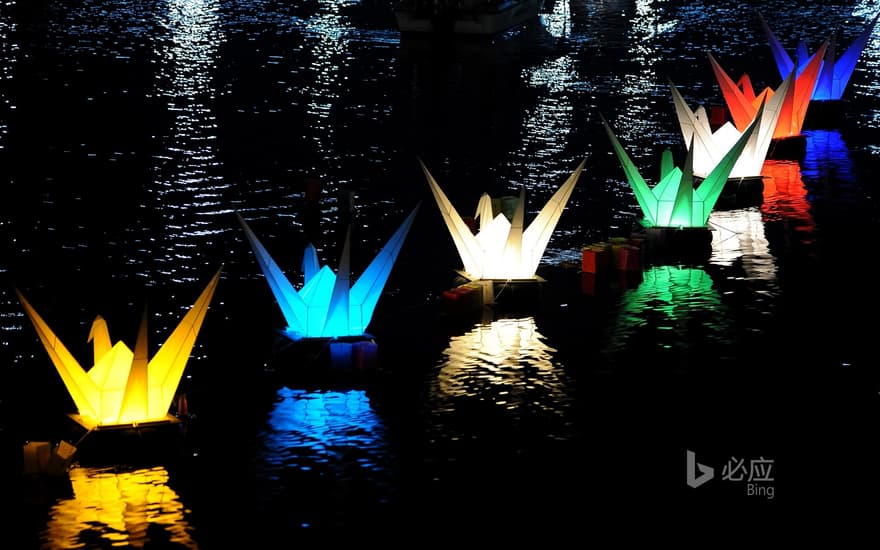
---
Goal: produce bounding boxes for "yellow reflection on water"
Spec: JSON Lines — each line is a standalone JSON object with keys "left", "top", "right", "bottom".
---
{"left": 42, "top": 466, "right": 196, "bottom": 549}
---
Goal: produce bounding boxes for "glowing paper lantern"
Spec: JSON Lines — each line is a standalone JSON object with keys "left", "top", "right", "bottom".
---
{"left": 421, "top": 159, "right": 585, "bottom": 281}
{"left": 237, "top": 207, "right": 418, "bottom": 340}
{"left": 16, "top": 270, "right": 221, "bottom": 429}
{"left": 709, "top": 44, "right": 826, "bottom": 140}
{"left": 601, "top": 110, "right": 760, "bottom": 229}
{"left": 759, "top": 11, "right": 878, "bottom": 101}
{"left": 670, "top": 74, "right": 791, "bottom": 179}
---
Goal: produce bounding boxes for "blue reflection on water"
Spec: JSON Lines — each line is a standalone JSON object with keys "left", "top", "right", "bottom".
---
{"left": 255, "top": 386, "right": 395, "bottom": 530}
{"left": 262, "top": 387, "right": 383, "bottom": 463}
{"left": 801, "top": 128, "right": 856, "bottom": 186}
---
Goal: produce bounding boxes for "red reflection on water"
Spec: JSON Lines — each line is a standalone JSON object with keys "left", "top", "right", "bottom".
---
{"left": 761, "top": 160, "right": 816, "bottom": 236}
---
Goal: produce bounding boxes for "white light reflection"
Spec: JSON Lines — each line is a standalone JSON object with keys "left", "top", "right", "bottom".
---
{"left": 298, "top": 0, "right": 359, "bottom": 228}
{"left": 540, "top": 0, "right": 571, "bottom": 38}
{"left": 505, "top": 51, "right": 579, "bottom": 266}
{"left": 854, "top": 0, "right": 880, "bottom": 57}
{"left": 851, "top": 1, "right": 880, "bottom": 121}
{"left": 42, "top": 466, "right": 197, "bottom": 549}
{"left": 0, "top": 0, "right": 17, "bottom": 150}
{"left": 620, "top": 0, "right": 678, "bottom": 137}
{"left": 512, "top": 54, "right": 577, "bottom": 188}
{"left": 708, "top": 207, "right": 778, "bottom": 281}
{"left": 434, "top": 316, "right": 569, "bottom": 416}
{"left": 145, "top": 0, "right": 229, "bottom": 284}
{"left": 0, "top": 3, "right": 21, "bottom": 365}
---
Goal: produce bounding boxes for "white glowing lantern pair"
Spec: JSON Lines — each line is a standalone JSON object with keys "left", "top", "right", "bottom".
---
{"left": 670, "top": 71, "right": 791, "bottom": 180}
{"left": 673, "top": 40, "right": 829, "bottom": 180}
{"left": 421, "top": 159, "right": 585, "bottom": 281}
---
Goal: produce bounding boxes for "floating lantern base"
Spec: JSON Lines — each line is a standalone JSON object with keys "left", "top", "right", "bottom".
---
{"left": 68, "top": 413, "right": 181, "bottom": 432}
{"left": 280, "top": 332, "right": 377, "bottom": 346}
{"left": 804, "top": 99, "right": 847, "bottom": 128}
{"left": 767, "top": 135, "right": 807, "bottom": 160}
{"left": 266, "top": 333, "right": 381, "bottom": 385}
{"left": 637, "top": 226, "right": 713, "bottom": 262}
{"left": 328, "top": 337, "right": 379, "bottom": 372}
{"left": 66, "top": 414, "right": 186, "bottom": 465}
{"left": 716, "top": 175, "right": 765, "bottom": 209}
{"left": 442, "top": 282, "right": 485, "bottom": 315}
{"left": 453, "top": 272, "right": 546, "bottom": 308}
{"left": 581, "top": 269, "right": 645, "bottom": 297}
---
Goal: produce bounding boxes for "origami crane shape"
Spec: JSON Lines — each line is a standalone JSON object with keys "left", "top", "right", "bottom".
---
{"left": 16, "top": 270, "right": 221, "bottom": 429}
{"left": 237, "top": 207, "right": 418, "bottom": 340}
{"left": 760, "top": 11, "right": 878, "bottom": 101}
{"left": 670, "top": 73, "right": 790, "bottom": 179}
{"left": 709, "top": 43, "right": 826, "bottom": 140}
{"left": 421, "top": 159, "right": 585, "bottom": 281}
{"left": 601, "top": 109, "right": 759, "bottom": 229}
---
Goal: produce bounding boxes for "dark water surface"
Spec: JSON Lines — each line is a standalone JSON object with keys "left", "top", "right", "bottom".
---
{"left": 2, "top": 0, "right": 880, "bottom": 544}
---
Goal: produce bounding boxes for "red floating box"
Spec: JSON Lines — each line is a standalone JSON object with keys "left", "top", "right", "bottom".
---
{"left": 352, "top": 340, "right": 378, "bottom": 370}
{"left": 628, "top": 237, "right": 645, "bottom": 250}
{"left": 443, "top": 284, "right": 481, "bottom": 312}
{"left": 581, "top": 245, "right": 610, "bottom": 273}
{"left": 616, "top": 244, "right": 641, "bottom": 271}
{"left": 582, "top": 272, "right": 597, "bottom": 295}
